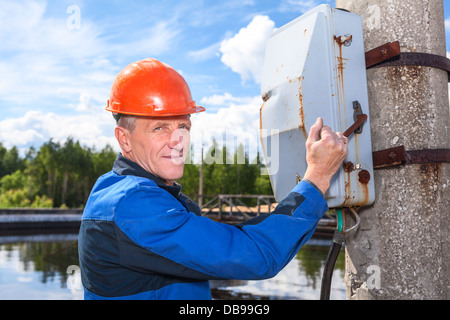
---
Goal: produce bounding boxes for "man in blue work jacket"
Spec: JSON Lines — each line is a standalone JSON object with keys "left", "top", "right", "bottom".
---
{"left": 78, "top": 58, "right": 349, "bottom": 300}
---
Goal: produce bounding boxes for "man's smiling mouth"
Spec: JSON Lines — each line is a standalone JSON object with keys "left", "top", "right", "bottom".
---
{"left": 163, "top": 149, "right": 184, "bottom": 162}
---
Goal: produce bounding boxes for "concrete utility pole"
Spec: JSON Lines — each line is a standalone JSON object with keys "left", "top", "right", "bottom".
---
{"left": 335, "top": 0, "right": 449, "bottom": 299}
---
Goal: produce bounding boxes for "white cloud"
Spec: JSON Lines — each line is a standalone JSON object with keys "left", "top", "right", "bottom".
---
{"left": 445, "top": 17, "right": 450, "bottom": 31}
{"left": 0, "top": 109, "right": 118, "bottom": 153}
{"left": 122, "top": 20, "right": 181, "bottom": 57}
{"left": 220, "top": 15, "right": 276, "bottom": 84}
{"left": 190, "top": 95, "right": 263, "bottom": 163}
{"left": 200, "top": 92, "right": 255, "bottom": 106}
{"left": 0, "top": 1, "right": 103, "bottom": 60}
{"left": 73, "top": 93, "right": 93, "bottom": 113}
{"left": 188, "top": 42, "right": 221, "bottom": 62}
{"left": 0, "top": 1, "right": 110, "bottom": 108}
{"left": 0, "top": 0, "right": 180, "bottom": 109}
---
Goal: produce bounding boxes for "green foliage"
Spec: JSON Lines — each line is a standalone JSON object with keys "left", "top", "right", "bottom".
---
{"left": 0, "top": 189, "right": 31, "bottom": 208}
{"left": 0, "top": 139, "right": 117, "bottom": 209}
{"left": 0, "top": 170, "right": 28, "bottom": 192}
{"left": 0, "top": 144, "right": 25, "bottom": 177}
{"left": 31, "top": 195, "right": 54, "bottom": 208}
{"left": 0, "top": 139, "right": 272, "bottom": 208}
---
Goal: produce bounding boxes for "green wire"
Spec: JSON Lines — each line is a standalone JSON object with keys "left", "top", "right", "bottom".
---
{"left": 336, "top": 208, "right": 344, "bottom": 232}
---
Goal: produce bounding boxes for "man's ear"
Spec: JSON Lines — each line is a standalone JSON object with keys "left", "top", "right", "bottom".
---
{"left": 115, "top": 127, "right": 132, "bottom": 153}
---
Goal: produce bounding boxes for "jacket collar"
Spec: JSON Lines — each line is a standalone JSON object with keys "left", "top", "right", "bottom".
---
{"left": 112, "top": 153, "right": 182, "bottom": 198}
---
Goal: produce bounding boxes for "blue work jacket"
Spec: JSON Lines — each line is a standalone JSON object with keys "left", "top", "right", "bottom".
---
{"left": 78, "top": 154, "right": 328, "bottom": 300}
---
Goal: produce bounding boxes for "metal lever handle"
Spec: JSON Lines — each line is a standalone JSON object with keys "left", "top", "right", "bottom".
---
{"left": 343, "top": 114, "right": 367, "bottom": 138}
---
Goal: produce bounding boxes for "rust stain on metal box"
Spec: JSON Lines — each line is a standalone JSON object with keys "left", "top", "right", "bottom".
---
{"left": 334, "top": 35, "right": 350, "bottom": 124}
{"left": 297, "top": 76, "right": 307, "bottom": 140}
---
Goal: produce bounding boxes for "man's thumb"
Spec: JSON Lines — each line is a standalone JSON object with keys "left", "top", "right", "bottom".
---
{"left": 307, "top": 117, "right": 323, "bottom": 142}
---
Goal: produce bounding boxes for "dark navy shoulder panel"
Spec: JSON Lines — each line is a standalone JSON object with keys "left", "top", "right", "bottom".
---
{"left": 78, "top": 220, "right": 121, "bottom": 295}
{"left": 78, "top": 219, "right": 210, "bottom": 298}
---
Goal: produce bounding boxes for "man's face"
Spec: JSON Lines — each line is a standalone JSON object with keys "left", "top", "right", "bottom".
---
{"left": 118, "top": 115, "right": 191, "bottom": 185}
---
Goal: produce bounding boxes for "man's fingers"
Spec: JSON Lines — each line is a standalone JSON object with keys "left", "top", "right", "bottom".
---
{"left": 321, "top": 127, "right": 348, "bottom": 145}
{"left": 307, "top": 117, "right": 323, "bottom": 143}
{"left": 319, "top": 125, "right": 334, "bottom": 140}
{"left": 319, "top": 125, "right": 341, "bottom": 147}
{"left": 308, "top": 118, "right": 349, "bottom": 148}
{"left": 336, "top": 132, "right": 349, "bottom": 146}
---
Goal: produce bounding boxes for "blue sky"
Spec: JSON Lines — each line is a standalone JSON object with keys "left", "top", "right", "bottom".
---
{"left": 0, "top": 0, "right": 449, "bottom": 161}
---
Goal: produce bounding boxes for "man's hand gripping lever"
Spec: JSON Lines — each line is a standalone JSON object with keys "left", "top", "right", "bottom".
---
{"left": 302, "top": 115, "right": 367, "bottom": 195}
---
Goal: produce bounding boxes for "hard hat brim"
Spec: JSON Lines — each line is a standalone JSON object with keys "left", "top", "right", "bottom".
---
{"left": 105, "top": 101, "right": 205, "bottom": 117}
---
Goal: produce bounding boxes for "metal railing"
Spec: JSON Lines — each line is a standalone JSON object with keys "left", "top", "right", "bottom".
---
{"left": 201, "top": 194, "right": 276, "bottom": 222}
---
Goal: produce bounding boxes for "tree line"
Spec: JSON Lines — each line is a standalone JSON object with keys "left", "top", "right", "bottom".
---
{"left": 0, "top": 139, "right": 272, "bottom": 209}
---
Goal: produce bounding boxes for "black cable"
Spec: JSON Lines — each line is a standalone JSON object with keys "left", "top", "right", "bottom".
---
{"left": 320, "top": 230, "right": 345, "bottom": 300}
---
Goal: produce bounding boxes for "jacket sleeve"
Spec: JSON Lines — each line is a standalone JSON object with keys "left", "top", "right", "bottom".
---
{"left": 113, "top": 180, "right": 328, "bottom": 280}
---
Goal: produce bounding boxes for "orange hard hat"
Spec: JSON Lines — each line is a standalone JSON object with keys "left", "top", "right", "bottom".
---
{"left": 106, "top": 58, "right": 205, "bottom": 116}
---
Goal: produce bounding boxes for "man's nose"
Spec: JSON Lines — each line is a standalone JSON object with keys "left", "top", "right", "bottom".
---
{"left": 167, "top": 131, "right": 184, "bottom": 149}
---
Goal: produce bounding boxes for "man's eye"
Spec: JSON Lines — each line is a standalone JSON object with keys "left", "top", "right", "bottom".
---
{"left": 154, "top": 127, "right": 162, "bottom": 131}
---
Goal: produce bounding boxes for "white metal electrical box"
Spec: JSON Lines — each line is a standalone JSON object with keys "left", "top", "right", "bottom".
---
{"left": 260, "top": 4, "right": 375, "bottom": 208}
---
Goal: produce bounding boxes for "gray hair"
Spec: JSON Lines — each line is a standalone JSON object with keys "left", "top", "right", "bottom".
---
{"left": 113, "top": 113, "right": 137, "bottom": 132}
